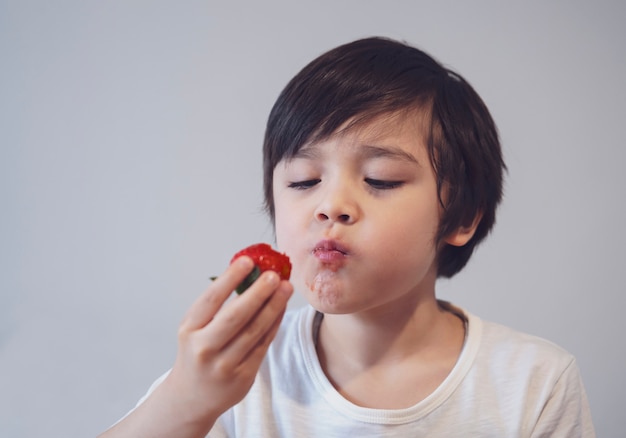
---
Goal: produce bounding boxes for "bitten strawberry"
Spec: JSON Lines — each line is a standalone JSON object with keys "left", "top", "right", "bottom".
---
{"left": 230, "top": 243, "right": 292, "bottom": 294}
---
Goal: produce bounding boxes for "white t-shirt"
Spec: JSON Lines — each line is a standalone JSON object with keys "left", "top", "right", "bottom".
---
{"left": 139, "top": 304, "right": 595, "bottom": 437}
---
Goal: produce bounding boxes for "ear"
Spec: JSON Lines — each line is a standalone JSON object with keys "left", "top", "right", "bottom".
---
{"left": 443, "top": 212, "right": 483, "bottom": 247}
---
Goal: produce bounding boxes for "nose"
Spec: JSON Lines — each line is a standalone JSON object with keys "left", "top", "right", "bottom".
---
{"left": 314, "top": 181, "right": 359, "bottom": 225}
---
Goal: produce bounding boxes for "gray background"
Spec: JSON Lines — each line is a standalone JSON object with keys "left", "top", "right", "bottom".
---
{"left": 1, "top": 1, "right": 624, "bottom": 436}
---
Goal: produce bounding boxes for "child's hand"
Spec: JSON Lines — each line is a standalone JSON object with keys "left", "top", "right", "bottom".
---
{"left": 98, "top": 255, "right": 293, "bottom": 438}
{"left": 155, "top": 255, "right": 293, "bottom": 433}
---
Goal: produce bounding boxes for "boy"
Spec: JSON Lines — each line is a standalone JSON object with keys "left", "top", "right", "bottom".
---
{"left": 100, "top": 37, "right": 594, "bottom": 437}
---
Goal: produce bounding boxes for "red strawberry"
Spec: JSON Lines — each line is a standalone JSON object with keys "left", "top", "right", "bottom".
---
{"left": 230, "top": 243, "right": 291, "bottom": 294}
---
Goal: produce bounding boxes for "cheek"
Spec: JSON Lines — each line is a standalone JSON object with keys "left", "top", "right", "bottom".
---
{"left": 272, "top": 185, "right": 287, "bottom": 244}
{"left": 273, "top": 209, "right": 289, "bottom": 250}
{"left": 275, "top": 222, "right": 309, "bottom": 292}
{"left": 375, "top": 206, "right": 440, "bottom": 262}
{"left": 273, "top": 203, "right": 300, "bottom": 254}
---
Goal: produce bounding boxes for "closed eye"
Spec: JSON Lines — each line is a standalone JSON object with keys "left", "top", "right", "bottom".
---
{"left": 288, "top": 179, "right": 320, "bottom": 190}
{"left": 365, "top": 178, "right": 404, "bottom": 190}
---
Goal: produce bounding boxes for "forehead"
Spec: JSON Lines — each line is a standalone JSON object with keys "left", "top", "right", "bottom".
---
{"left": 301, "top": 109, "right": 431, "bottom": 157}
{"left": 348, "top": 109, "right": 427, "bottom": 139}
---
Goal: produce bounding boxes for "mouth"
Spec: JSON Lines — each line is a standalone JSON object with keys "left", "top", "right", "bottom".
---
{"left": 312, "top": 239, "right": 349, "bottom": 263}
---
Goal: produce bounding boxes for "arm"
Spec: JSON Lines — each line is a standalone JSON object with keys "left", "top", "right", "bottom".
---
{"left": 99, "top": 256, "right": 293, "bottom": 438}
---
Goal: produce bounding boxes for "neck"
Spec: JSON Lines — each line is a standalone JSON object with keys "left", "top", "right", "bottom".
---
{"left": 317, "top": 296, "right": 462, "bottom": 369}
{"left": 314, "top": 296, "right": 466, "bottom": 409}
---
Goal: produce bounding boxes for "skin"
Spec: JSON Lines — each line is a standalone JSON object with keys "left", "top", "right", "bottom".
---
{"left": 272, "top": 112, "right": 478, "bottom": 408}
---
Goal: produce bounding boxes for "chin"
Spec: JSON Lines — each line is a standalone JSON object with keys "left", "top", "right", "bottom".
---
{"left": 299, "top": 267, "right": 368, "bottom": 313}
{"left": 301, "top": 285, "right": 356, "bottom": 315}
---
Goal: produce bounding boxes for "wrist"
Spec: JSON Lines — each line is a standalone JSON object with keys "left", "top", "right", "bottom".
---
{"left": 151, "top": 376, "right": 220, "bottom": 434}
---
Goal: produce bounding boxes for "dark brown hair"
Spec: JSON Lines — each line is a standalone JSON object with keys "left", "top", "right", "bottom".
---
{"left": 263, "top": 37, "right": 506, "bottom": 278}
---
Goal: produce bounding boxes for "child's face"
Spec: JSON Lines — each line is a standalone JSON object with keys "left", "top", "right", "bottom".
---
{"left": 272, "top": 113, "right": 446, "bottom": 315}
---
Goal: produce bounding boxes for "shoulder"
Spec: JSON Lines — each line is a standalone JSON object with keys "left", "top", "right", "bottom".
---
{"left": 453, "top": 308, "right": 595, "bottom": 436}
{"left": 474, "top": 314, "right": 576, "bottom": 372}
{"left": 453, "top": 303, "right": 579, "bottom": 400}
{"left": 441, "top": 301, "right": 576, "bottom": 380}
{"left": 438, "top": 304, "right": 579, "bottom": 404}
{"left": 460, "top": 308, "right": 586, "bottom": 415}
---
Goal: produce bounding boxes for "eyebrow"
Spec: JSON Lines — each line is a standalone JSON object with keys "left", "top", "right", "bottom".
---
{"left": 291, "top": 142, "right": 422, "bottom": 166}
{"left": 359, "top": 144, "right": 422, "bottom": 166}
{"left": 291, "top": 144, "right": 321, "bottom": 160}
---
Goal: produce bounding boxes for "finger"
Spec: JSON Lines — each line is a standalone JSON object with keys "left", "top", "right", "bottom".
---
{"left": 180, "top": 256, "right": 255, "bottom": 331}
{"left": 198, "top": 270, "right": 283, "bottom": 351}
{"left": 220, "top": 280, "right": 293, "bottom": 366}
{"left": 241, "top": 296, "right": 288, "bottom": 366}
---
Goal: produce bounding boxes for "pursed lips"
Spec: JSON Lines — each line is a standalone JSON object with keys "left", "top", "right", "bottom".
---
{"left": 312, "top": 239, "right": 349, "bottom": 262}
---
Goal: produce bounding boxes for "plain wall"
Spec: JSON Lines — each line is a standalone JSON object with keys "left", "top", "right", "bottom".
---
{"left": 1, "top": 1, "right": 624, "bottom": 436}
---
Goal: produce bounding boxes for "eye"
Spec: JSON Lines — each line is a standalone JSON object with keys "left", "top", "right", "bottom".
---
{"left": 365, "top": 178, "right": 404, "bottom": 190}
{"left": 288, "top": 179, "right": 320, "bottom": 190}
